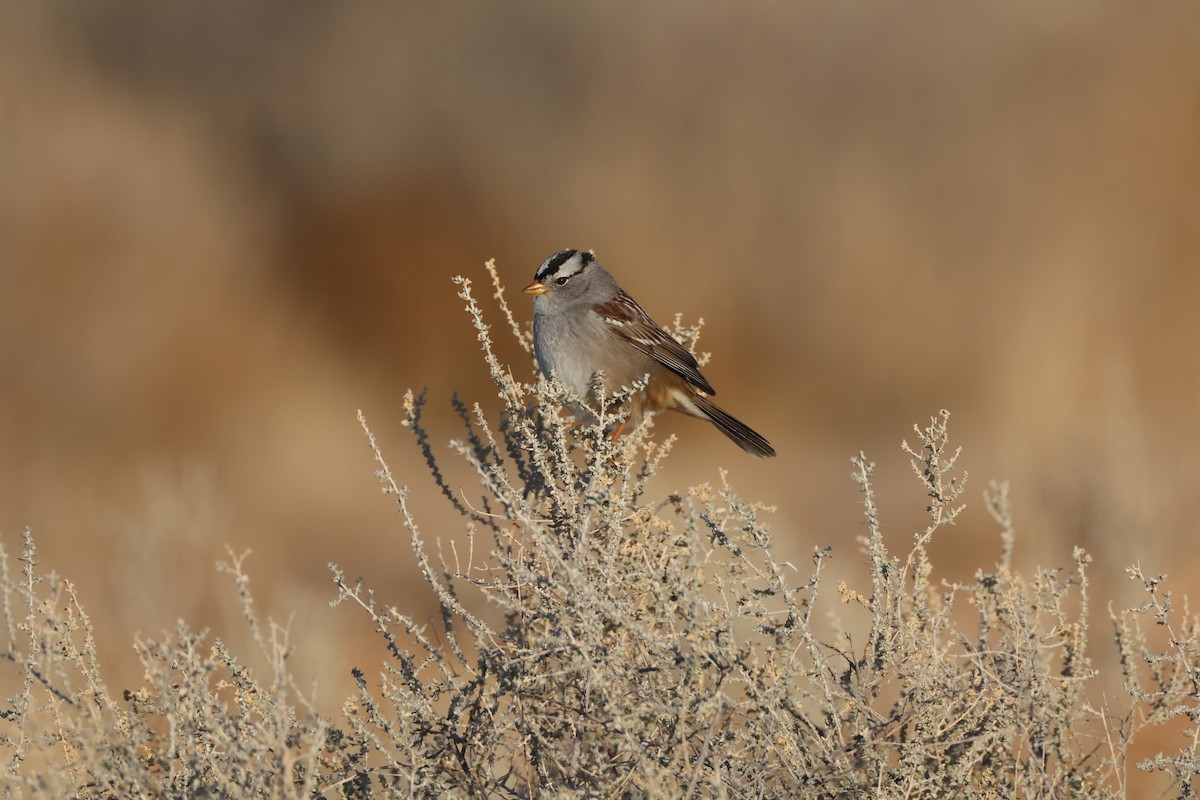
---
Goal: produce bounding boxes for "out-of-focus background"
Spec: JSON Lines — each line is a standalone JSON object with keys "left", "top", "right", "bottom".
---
{"left": 2, "top": 0, "right": 1198, "bottom": 722}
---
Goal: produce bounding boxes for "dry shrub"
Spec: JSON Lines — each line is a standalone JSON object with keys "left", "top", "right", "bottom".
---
{"left": 0, "top": 266, "right": 1196, "bottom": 798}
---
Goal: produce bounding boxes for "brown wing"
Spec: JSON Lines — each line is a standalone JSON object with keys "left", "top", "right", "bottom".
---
{"left": 593, "top": 291, "right": 716, "bottom": 395}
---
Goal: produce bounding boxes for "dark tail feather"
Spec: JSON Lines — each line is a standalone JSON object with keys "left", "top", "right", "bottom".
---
{"left": 691, "top": 394, "right": 776, "bottom": 458}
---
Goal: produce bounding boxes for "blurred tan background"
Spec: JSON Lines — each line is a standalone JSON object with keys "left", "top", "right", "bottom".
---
{"left": 2, "top": 0, "right": 1199, "bottom": 719}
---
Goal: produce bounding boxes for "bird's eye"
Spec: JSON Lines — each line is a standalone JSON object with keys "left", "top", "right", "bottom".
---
{"left": 554, "top": 276, "right": 569, "bottom": 286}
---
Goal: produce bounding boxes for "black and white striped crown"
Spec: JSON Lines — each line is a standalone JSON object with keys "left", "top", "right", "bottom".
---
{"left": 535, "top": 248, "right": 594, "bottom": 283}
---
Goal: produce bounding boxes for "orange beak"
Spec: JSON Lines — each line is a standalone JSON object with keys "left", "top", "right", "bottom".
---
{"left": 523, "top": 281, "right": 548, "bottom": 295}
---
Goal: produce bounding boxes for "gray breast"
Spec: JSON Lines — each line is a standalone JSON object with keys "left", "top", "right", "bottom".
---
{"left": 533, "top": 306, "right": 654, "bottom": 398}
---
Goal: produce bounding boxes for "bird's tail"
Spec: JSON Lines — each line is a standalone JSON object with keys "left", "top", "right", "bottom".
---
{"left": 689, "top": 393, "right": 776, "bottom": 458}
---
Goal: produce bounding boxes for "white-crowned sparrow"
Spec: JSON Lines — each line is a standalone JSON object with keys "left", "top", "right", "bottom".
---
{"left": 523, "top": 249, "right": 776, "bottom": 458}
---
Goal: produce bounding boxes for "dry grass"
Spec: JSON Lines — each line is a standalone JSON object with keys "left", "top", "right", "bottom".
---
{"left": 0, "top": 273, "right": 1197, "bottom": 798}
